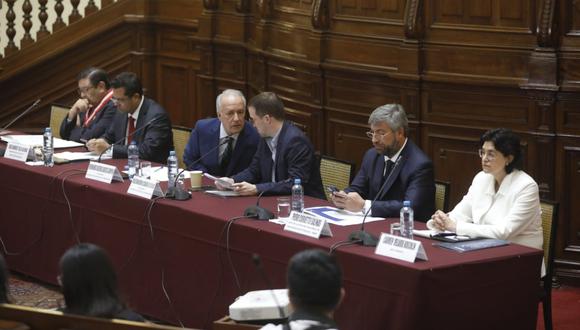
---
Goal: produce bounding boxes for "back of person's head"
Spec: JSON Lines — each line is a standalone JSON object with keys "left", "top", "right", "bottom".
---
{"left": 78, "top": 67, "right": 110, "bottom": 89}
{"left": 480, "top": 128, "right": 523, "bottom": 174}
{"left": 248, "top": 92, "right": 285, "bottom": 120}
{"left": 110, "top": 72, "right": 143, "bottom": 97}
{"left": 368, "top": 104, "right": 408, "bottom": 135}
{"left": 287, "top": 249, "right": 342, "bottom": 313}
{"left": 59, "top": 243, "right": 124, "bottom": 318}
{"left": 0, "top": 254, "right": 8, "bottom": 303}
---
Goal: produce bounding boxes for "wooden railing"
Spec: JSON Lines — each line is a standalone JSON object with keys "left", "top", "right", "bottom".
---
{"left": 0, "top": 0, "right": 117, "bottom": 58}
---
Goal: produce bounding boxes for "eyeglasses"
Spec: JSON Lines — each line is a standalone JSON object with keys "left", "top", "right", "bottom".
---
{"left": 478, "top": 149, "right": 497, "bottom": 161}
{"left": 77, "top": 85, "right": 94, "bottom": 96}
{"left": 366, "top": 130, "right": 392, "bottom": 140}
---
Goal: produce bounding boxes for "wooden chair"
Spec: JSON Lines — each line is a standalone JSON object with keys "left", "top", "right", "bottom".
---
{"left": 539, "top": 200, "right": 559, "bottom": 330}
{"left": 434, "top": 180, "right": 450, "bottom": 212}
{"left": 49, "top": 104, "right": 70, "bottom": 139}
{"left": 319, "top": 155, "right": 356, "bottom": 201}
{"left": 172, "top": 125, "right": 191, "bottom": 169}
{"left": 0, "top": 303, "right": 195, "bottom": 330}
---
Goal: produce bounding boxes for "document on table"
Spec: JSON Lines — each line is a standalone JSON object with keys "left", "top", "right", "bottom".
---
{"left": 1, "top": 135, "right": 83, "bottom": 149}
{"left": 303, "top": 206, "right": 385, "bottom": 227}
{"left": 205, "top": 190, "right": 241, "bottom": 197}
{"left": 53, "top": 151, "right": 111, "bottom": 162}
{"left": 124, "top": 166, "right": 190, "bottom": 182}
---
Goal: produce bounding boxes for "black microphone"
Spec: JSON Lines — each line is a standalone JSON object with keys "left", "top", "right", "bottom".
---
{"left": 166, "top": 136, "right": 234, "bottom": 201}
{"left": 96, "top": 116, "right": 161, "bottom": 162}
{"left": 348, "top": 155, "right": 402, "bottom": 246}
{"left": 244, "top": 178, "right": 293, "bottom": 220}
{"left": 0, "top": 99, "right": 42, "bottom": 135}
{"left": 251, "top": 254, "right": 286, "bottom": 320}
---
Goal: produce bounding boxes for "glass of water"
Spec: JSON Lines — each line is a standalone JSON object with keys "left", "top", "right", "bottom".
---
{"left": 277, "top": 197, "right": 291, "bottom": 219}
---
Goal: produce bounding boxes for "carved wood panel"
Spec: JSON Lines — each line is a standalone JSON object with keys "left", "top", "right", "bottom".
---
{"left": 334, "top": 0, "right": 405, "bottom": 19}
{"left": 431, "top": 0, "right": 534, "bottom": 29}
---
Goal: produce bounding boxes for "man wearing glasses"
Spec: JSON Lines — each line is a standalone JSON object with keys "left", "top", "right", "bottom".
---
{"left": 183, "top": 89, "right": 259, "bottom": 175}
{"left": 60, "top": 68, "right": 117, "bottom": 142}
{"left": 331, "top": 104, "right": 435, "bottom": 221}
{"left": 86, "top": 72, "right": 173, "bottom": 163}
{"left": 216, "top": 92, "right": 325, "bottom": 198}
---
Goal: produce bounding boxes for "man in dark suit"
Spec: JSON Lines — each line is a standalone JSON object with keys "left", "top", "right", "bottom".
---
{"left": 331, "top": 104, "right": 435, "bottom": 221}
{"left": 86, "top": 72, "right": 173, "bottom": 163}
{"left": 60, "top": 67, "right": 117, "bottom": 142}
{"left": 217, "top": 92, "right": 325, "bottom": 199}
{"left": 182, "top": 89, "right": 259, "bottom": 176}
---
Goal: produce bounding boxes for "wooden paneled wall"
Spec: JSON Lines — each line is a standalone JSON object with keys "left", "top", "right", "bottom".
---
{"left": 1, "top": 0, "right": 579, "bottom": 283}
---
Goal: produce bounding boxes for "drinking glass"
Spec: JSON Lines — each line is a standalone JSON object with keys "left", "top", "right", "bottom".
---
{"left": 277, "top": 197, "right": 291, "bottom": 219}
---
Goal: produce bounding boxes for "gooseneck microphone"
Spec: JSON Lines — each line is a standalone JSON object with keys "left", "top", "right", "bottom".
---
{"left": 348, "top": 155, "right": 402, "bottom": 246}
{"left": 251, "top": 254, "right": 286, "bottom": 320}
{"left": 166, "top": 136, "right": 233, "bottom": 201}
{"left": 97, "top": 116, "right": 161, "bottom": 162}
{"left": 244, "top": 178, "right": 292, "bottom": 220}
{"left": 0, "top": 99, "right": 42, "bottom": 135}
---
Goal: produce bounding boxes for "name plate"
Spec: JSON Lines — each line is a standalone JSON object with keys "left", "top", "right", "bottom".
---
{"left": 85, "top": 161, "right": 124, "bottom": 184}
{"left": 127, "top": 176, "right": 164, "bottom": 199}
{"left": 375, "top": 233, "right": 428, "bottom": 263}
{"left": 4, "top": 142, "right": 30, "bottom": 162}
{"left": 284, "top": 211, "right": 333, "bottom": 239}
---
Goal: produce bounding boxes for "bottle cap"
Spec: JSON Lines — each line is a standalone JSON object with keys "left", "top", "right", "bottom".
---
{"left": 403, "top": 200, "right": 411, "bottom": 207}
{"left": 294, "top": 178, "right": 301, "bottom": 184}
{"left": 169, "top": 150, "right": 176, "bottom": 156}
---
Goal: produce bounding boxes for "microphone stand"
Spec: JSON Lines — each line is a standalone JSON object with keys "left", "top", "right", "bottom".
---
{"left": 166, "top": 136, "right": 233, "bottom": 201}
{"left": 348, "top": 155, "right": 402, "bottom": 246}
{"left": 0, "top": 99, "right": 42, "bottom": 135}
{"left": 244, "top": 178, "right": 292, "bottom": 220}
{"left": 252, "top": 254, "right": 286, "bottom": 319}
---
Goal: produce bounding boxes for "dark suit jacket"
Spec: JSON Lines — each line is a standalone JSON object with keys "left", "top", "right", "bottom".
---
{"left": 233, "top": 121, "right": 325, "bottom": 199}
{"left": 183, "top": 118, "right": 259, "bottom": 176}
{"left": 346, "top": 139, "right": 435, "bottom": 221}
{"left": 59, "top": 100, "right": 117, "bottom": 142}
{"left": 102, "top": 98, "right": 173, "bottom": 163}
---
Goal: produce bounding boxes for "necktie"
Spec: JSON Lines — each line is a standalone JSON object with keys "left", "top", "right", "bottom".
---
{"left": 127, "top": 116, "right": 136, "bottom": 144}
{"left": 220, "top": 137, "right": 233, "bottom": 170}
{"left": 383, "top": 160, "right": 394, "bottom": 183}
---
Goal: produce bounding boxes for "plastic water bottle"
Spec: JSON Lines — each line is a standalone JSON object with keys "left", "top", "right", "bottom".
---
{"left": 291, "top": 178, "right": 304, "bottom": 212}
{"left": 167, "top": 150, "right": 178, "bottom": 188}
{"left": 400, "top": 200, "right": 414, "bottom": 239}
{"left": 127, "top": 141, "right": 139, "bottom": 180}
{"left": 43, "top": 127, "right": 54, "bottom": 167}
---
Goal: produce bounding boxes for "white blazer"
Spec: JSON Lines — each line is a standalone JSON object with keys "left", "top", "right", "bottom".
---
{"left": 450, "top": 170, "right": 543, "bottom": 251}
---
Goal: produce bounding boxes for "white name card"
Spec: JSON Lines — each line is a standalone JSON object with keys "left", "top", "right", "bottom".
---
{"left": 4, "top": 142, "right": 30, "bottom": 162}
{"left": 85, "top": 161, "right": 124, "bottom": 184}
{"left": 284, "top": 211, "right": 333, "bottom": 239}
{"left": 375, "top": 233, "right": 428, "bottom": 263}
{"left": 127, "top": 176, "right": 164, "bottom": 199}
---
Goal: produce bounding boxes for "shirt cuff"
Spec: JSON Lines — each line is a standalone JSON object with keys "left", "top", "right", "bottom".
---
{"left": 363, "top": 200, "right": 372, "bottom": 215}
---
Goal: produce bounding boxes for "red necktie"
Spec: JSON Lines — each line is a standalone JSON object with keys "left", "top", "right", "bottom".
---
{"left": 127, "top": 116, "right": 136, "bottom": 144}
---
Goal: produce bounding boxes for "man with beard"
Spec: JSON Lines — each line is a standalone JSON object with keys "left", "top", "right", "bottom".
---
{"left": 331, "top": 104, "right": 435, "bottom": 221}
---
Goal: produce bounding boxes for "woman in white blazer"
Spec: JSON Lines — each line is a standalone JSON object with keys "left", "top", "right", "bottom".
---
{"left": 429, "top": 128, "right": 543, "bottom": 253}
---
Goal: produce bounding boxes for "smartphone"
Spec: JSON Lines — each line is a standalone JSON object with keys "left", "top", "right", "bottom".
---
{"left": 326, "top": 185, "right": 339, "bottom": 194}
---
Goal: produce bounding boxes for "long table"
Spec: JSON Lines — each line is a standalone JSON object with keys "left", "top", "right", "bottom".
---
{"left": 0, "top": 155, "right": 542, "bottom": 330}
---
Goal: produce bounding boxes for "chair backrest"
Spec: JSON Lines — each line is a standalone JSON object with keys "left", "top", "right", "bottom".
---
{"left": 319, "top": 155, "right": 356, "bottom": 200}
{"left": 540, "top": 200, "right": 559, "bottom": 281}
{"left": 172, "top": 126, "right": 191, "bottom": 169}
{"left": 49, "top": 105, "right": 69, "bottom": 139}
{"left": 0, "top": 304, "right": 196, "bottom": 330}
{"left": 434, "top": 180, "right": 450, "bottom": 212}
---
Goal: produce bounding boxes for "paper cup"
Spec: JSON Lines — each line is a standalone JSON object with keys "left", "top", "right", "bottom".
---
{"left": 190, "top": 171, "right": 203, "bottom": 188}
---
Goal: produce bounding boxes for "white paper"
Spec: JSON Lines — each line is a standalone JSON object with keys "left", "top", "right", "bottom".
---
{"left": 54, "top": 151, "right": 111, "bottom": 161}
{"left": 142, "top": 166, "right": 190, "bottom": 182}
{"left": 303, "top": 206, "right": 385, "bottom": 227}
{"left": 1, "top": 135, "right": 83, "bottom": 149}
{"left": 205, "top": 190, "right": 241, "bottom": 197}
{"left": 203, "top": 172, "right": 233, "bottom": 189}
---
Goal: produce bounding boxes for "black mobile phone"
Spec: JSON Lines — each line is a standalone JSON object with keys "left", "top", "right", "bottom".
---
{"left": 326, "top": 185, "right": 338, "bottom": 194}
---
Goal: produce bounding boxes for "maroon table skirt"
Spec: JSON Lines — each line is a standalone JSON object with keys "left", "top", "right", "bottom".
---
{"left": 0, "top": 156, "right": 542, "bottom": 330}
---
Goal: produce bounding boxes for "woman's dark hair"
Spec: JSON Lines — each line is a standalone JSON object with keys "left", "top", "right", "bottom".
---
{"left": 0, "top": 254, "right": 9, "bottom": 303}
{"left": 480, "top": 128, "right": 523, "bottom": 174}
{"left": 287, "top": 249, "right": 342, "bottom": 312}
{"left": 59, "top": 243, "right": 125, "bottom": 318}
